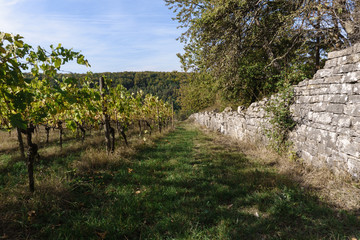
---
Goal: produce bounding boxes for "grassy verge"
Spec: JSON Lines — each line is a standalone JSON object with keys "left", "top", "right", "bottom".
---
{"left": 0, "top": 123, "right": 359, "bottom": 239}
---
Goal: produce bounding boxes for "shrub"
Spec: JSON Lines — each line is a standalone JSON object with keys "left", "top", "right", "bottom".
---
{"left": 264, "top": 82, "right": 296, "bottom": 154}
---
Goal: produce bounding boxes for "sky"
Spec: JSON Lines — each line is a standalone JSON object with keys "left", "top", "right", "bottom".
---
{"left": 0, "top": 0, "right": 184, "bottom": 73}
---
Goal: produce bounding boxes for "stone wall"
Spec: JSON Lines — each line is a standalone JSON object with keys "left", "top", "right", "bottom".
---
{"left": 189, "top": 44, "right": 360, "bottom": 178}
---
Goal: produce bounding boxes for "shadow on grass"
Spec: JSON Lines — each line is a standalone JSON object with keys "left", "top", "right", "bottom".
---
{"left": 1, "top": 125, "right": 360, "bottom": 239}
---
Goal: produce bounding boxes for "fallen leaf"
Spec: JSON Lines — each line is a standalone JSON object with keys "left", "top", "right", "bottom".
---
{"left": 128, "top": 168, "right": 133, "bottom": 173}
{"left": 226, "top": 204, "right": 233, "bottom": 209}
{"left": 27, "top": 210, "right": 36, "bottom": 223}
{"left": 96, "top": 231, "right": 107, "bottom": 239}
{"left": 0, "top": 234, "right": 8, "bottom": 239}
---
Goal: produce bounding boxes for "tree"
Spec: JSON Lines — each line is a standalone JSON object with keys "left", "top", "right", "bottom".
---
{"left": 166, "top": 0, "right": 360, "bottom": 107}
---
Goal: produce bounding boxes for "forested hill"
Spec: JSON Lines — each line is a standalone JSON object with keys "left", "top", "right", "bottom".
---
{"left": 61, "top": 71, "right": 188, "bottom": 110}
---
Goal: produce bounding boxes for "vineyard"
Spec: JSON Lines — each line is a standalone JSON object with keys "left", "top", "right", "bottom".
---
{"left": 2, "top": 32, "right": 360, "bottom": 239}
{"left": 0, "top": 32, "right": 173, "bottom": 192}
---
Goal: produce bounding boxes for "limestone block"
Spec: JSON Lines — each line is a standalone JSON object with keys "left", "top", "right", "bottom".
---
{"left": 310, "top": 87, "right": 329, "bottom": 95}
{"left": 312, "top": 112, "right": 333, "bottom": 124}
{"left": 347, "top": 157, "right": 360, "bottom": 178}
{"left": 329, "top": 84, "right": 353, "bottom": 94}
{"left": 305, "top": 141, "right": 319, "bottom": 155}
{"left": 328, "top": 47, "right": 353, "bottom": 59}
{"left": 354, "top": 43, "right": 360, "bottom": 53}
{"left": 338, "top": 135, "right": 359, "bottom": 157}
{"left": 337, "top": 117, "right": 352, "bottom": 128}
{"left": 315, "top": 69, "right": 333, "bottom": 78}
{"left": 344, "top": 104, "right": 360, "bottom": 117}
{"left": 309, "top": 79, "right": 325, "bottom": 85}
{"left": 312, "top": 102, "right": 327, "bottom": 112}
{"left": 329, "top": 84, "right": 342, "bottom": 94}
{"left": 325, "top": 75, "right": 342, "bottom": 84}
{"left": 326, "top": 104, "right": 345, "bottom": 114}
{"left": 334, "top": 64, "right": 357, "bottom": 74}
{"left": 297, "top": 79, "right": 309, "bottom": 87}
{"left": 349, "top": 95, "right": 360, "bottom": 103}
{"left": 343, "top": 71, "right": 360, "bottom": 83}
{"left": 296, "top": 96, "right": 310, "bottom": 104}
{"left": 336, "top": 124, "right": 352, "bottom": 134}
{"left": 318, "top": 143, "right": 328, "bottom": 155}
{"left": 338, "top": 54, "right": 360, "bottom": 65}
{"left": 223, "top": 107, "right": 232, "bottom": 112}
{"left": 342, "top": 84, "right": 354, "bottom": 94}
{"left": 306, "top": 127, "right": 322, "bottom": 142}
{"left": 353, "top": 117, "right": 360, "bottom": 131}
{"left": 324, "top": 58, "right": 338, "bottom": 68}
{"left": 324, "top": 131, "right": 338, "bottom": 149}
{"left": 325, "top": 95, "right": 348, "bottom": 104}
{"left": 311, "top": 122, "right": 337, "bottom": 132}
{"left": 352, "top": 83, "right": 360, "bottom": 94}
{"left": 301, "top": 150, "right": 316, "bottom": 165}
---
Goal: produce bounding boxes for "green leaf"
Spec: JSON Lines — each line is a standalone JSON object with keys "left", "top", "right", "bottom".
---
{"left": 54, "top": 58, "right": 62, "bottom": 69}
{"left": 9, "top": 113, "right": 27, "bottom": 129}
{"left": 66, "top": 120, "right": 77, "bottom": 132}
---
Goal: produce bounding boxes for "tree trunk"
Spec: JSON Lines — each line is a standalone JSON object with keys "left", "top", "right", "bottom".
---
{"left": 77, "top": 123, "right": 86, "bottom": 144}
{"left": 157, "top": 106, "right": 161, "bottom": 133}
{"left": 58, "top": 121, "right": 63, "bottom": 150}
{"left": 120, "top": 129, "right": 128, "bottom": 146}
{"left": 81, "top": 127, "right": 86, "bottom": 144}
{"left": 172, "top": 102, "right": 174, "bottom": 129}
{"left": 110, "top": 126, "right": 115, "bottom": 153}
{"left": 25, "top": 124, "right": 37, "bottom": 193}
{"left": 100, "top": 77, "right": 112, "bottom": 154}
{"left": 16, "top": 127, "right": 25, "bottom": 159}
{"left": 45, "top": 126, "right": 51, "bottom": 144}
{"left": 144, "top": 120, "right": 152, "bottom": 135}
{"left": 104, "top": 116, "right": 112, "bottom": 153}
{"left": 138, "top": 120, "right": 142, "bottom": 136}
{"left": 117, "top": 122, "right": 128, "bottom": 146}
{"left": 315, "top": 3, "right": 321, "bottom": 72}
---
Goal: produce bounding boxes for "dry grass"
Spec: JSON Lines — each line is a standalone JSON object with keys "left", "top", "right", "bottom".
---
{"left": 0, "top": 130, "right": 20, "bottom": 154}
{"left": 73, "top": 148, "right": 123, "bottom": 172}
{"left": 71, "top": 127, "right": 174, "bottom": 173}
{"left": 193, "top": 122, "right": 360, "bottom": 212}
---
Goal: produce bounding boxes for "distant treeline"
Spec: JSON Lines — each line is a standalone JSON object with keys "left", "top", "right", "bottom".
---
{"left": 30, "top": 71, "right": 189, "bottom": 111}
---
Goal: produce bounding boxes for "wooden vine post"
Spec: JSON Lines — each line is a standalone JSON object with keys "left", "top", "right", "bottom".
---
{"left": 16, "top": 127, "right": 25, "bottom": 159}
{"left": 100, "top": 77, "right": 113, "bottom": 153}
{"left": 25, "top": 123, "right": 37, "bottom": 193}
{"left": 172, "top": 102, "right": 174, "bottom": 129}
{"left": 157, "top": 105, "right": 161, "bottom": 133}
{"left": 58, "top": 121, "right": 63, "bottom": 150}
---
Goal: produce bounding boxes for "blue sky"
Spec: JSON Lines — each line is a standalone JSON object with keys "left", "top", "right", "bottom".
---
{"left": 0, "top": 0, "right": 184, "bottom": 73}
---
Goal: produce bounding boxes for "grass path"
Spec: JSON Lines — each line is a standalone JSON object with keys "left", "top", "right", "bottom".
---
{"left": 1, "top": 123, "right": 360, "bottom": 239}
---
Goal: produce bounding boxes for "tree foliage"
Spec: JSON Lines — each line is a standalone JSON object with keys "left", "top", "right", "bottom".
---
{"left": 166, "top": 0, "right": 360, "bottom": 107}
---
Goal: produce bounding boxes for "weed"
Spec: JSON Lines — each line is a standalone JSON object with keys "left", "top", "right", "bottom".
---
{"left": 264, "top": 82, "right": 296, "bottom": 154}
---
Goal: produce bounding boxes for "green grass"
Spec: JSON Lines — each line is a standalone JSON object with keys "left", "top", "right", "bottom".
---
{"left": 0, "top": 123, "right": 360, "bottom": 239}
